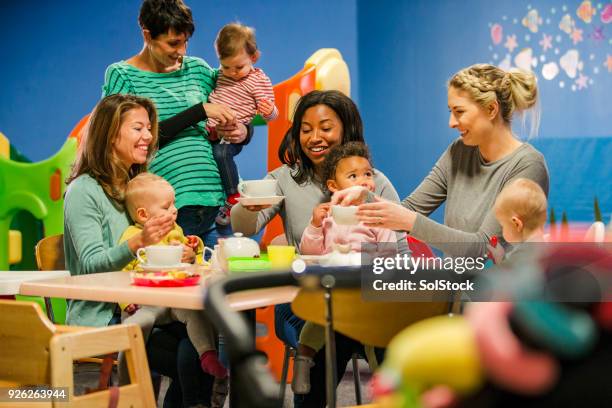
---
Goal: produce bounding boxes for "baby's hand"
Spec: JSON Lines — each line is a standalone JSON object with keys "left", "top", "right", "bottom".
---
{"left": 258, "top": 99, "right": 275, "bottom": 117}
{"left": 185, "top": 235, "right": 199, "bottom": 250}
{"left": 486, "top": 237, "right": 505, "bottom": 264}
{"left": 124, "top": 304, "right": 139, "bottom": 315}
{"left": 312, "top": 203, "right": 331, "bottom": 228}
{"left": 181, "top": 244, "right": 196, "bottom": 264}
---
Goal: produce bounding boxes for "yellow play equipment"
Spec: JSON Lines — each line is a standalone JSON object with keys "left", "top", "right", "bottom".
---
{"left": 0, "top": 132, "right": 21, "bottom": 266}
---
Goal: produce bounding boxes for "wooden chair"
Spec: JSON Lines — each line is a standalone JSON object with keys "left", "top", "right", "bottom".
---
{"left": 34, "top": 234, "right": 117, "bottom": 367}
{"left": 35, "top": 234, "right": 65, "bottom": 272}
{"left": 34, "top": 234, "right": 66, "bottom": 323}
{"left": 0, "top": 299, "right": 155, "bottom": 408}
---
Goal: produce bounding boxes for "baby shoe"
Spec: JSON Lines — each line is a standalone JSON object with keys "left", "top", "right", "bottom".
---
{"left": 291, "top": 355, "right": 315, "bottom": 394}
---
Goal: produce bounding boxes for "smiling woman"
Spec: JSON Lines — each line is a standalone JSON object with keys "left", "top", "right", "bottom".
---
{"left": 299, "top": 104, "right": 343, "bottom": 168}
{"left": 112, "top": 107, "right": 154, "bottom": 166}
{"left": 231, "top": 89, "right": 408, "bottom": 406}
{"left": 102, "top": 0, "right": 248, "bottom": 253}
{"left": 332, "top": 63, "right": 550, "bottom": 258}
{"left": 64, "top": 94, "right": 175, "bottom": 328}
{"left": 231, "top": 90, "right": 394, "bottom": 247}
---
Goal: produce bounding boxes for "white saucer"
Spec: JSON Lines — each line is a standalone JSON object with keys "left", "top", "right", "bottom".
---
{"left": 298, "top": 254, "right": 330, "bottom": 265}
{"left": 139, "top": 262, "right": 192, "bottom": 272}
{"left": 237, "top": 195, "right": 285, "bottom": 206}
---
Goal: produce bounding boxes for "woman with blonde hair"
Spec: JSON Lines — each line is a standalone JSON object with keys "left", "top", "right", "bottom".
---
{"left": 333, "top": 63, "right": 550, "bottom": 257}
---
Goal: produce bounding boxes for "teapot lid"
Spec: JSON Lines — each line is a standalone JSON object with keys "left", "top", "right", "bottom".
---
{"left": 233, "top": 232, "right": 244, "bottom": 238}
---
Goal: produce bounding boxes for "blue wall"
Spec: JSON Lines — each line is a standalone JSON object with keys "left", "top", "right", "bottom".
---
{"left": 0, "top": 0, "right": 358, "bottom": 179}
{"left": 358, "top": 0, "right": 611, "bottom": 222}
{"left": 1, "top": 0, "right": 610, "bottom": 222}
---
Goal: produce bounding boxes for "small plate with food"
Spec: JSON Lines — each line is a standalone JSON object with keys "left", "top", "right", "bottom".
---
{"left": 130, "top": 269, "right": 201, "bottom": 287}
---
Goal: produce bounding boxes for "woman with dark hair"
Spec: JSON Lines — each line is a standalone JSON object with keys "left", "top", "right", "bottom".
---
{"left": 231, "top": 90, "right": 400, "bottom": 247}
{"left": 100, "top": 1, "right": 253, "bottom": 406}
{"left": 277, "top": 90, "right": 365, "bottom": 185}
{"left": 231, "top": 89, "right": 406, "bottom": 406}
{"left": 103, "top": 0, "right": 248, "bottom": 249}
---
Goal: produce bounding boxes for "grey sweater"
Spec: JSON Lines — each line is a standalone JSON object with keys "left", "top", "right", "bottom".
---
{"left": 231, "top": 165, "right": 408, "bottom": 253}
{"left": 404, "top": 139, "right": 549, "bottom": 257}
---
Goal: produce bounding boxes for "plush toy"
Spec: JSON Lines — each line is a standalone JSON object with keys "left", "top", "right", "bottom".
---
{"left": 372, "top": 243, "right": 610, "bottom": 407}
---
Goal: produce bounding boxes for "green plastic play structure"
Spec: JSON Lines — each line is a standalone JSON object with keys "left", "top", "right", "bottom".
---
{"left": 1, "top": 136, "right": 77, "bottom": 323}
{"left": 0, "top": 138, "right": 76, "bottom": 269}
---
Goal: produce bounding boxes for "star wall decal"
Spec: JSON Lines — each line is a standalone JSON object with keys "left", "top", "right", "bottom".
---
{"left": 575, "top": 73, "right": 589, "bottom": 89}
{"left": 539, "top": 33, "right": 553, "bottom": 51}
{"left": 505, "top": 34, "right": 518, "bottom": 52}
{"left": 571, "top": 28, "right": 583, "bottom": 44}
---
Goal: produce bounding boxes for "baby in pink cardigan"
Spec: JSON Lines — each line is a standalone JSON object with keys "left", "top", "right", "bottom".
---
{"left": 293, "top": 142, "right": 397, "bottom": 394}
{"left": 300, "top": 142, "right": 396, "bottom": 254}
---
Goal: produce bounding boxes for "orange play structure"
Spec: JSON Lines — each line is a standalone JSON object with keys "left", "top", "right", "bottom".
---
{"left": 255, "top": 49, "right": 350, "bottom": 381}
{"left": 261, "top": 48, "right": 350, "bottom": 248}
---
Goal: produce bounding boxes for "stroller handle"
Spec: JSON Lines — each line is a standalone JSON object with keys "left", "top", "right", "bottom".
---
{"left": 204, "top": 271, "right": 298, "bottom": 408}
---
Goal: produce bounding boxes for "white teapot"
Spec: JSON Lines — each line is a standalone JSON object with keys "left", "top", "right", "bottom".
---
{"left": 217, "top": 233, "right": 261, "bottom": 271}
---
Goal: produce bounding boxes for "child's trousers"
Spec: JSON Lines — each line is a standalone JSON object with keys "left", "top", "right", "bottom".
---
{"left": 298, "top": 321, "right": 326, "bottom": 352}
{"left": 119, "top": 306, "right": 217, "bottom": 385}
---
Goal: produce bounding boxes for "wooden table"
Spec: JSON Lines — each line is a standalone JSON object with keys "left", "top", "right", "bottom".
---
{"left": 0, "top": 270, "right": 70, "bottom": 296}
{"left": 19, "top": 271, "right": 299, "bottom": 311}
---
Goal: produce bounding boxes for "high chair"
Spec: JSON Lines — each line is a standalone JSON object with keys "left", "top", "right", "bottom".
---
{"left": 0, "top": 299, "right": 155, "bottom": 408}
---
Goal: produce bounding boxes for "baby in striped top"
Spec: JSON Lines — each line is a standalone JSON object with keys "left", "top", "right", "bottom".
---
{"left": 208, "top": 22, "right": 278, "bottom": 225}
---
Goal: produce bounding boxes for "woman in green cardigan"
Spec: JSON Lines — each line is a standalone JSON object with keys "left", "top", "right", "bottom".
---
{"left": 63, "top": 93, "right": 175, "bottom": 327}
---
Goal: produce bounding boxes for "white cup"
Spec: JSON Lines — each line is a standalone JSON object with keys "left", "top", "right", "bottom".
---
{"left": 331, "top": 205, "right": 359, "bottom": 225}
{"left": 238, "top": 180, "right": 278, "bottom": 197}
{"left": 136, "top": 245, "right": 182, "bottom": 267}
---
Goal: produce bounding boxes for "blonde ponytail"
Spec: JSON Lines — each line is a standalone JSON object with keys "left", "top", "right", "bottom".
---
{"left": 507, "top": 68, "right": 538, "bottom": 112}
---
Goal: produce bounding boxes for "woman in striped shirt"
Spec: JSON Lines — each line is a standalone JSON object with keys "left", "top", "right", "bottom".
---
{"left": 102, "top": 1, "right": 249, "bottom": 407}
{"left": 103, "top": 0, "right": 250, "bottom": 251}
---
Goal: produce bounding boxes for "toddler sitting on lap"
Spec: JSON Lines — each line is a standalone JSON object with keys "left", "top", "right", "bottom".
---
{"left": 119, "top": 173, "right": 226, "bottom": 380}
{"left": 293, "top": 142, "right": 397, "bottom": 394}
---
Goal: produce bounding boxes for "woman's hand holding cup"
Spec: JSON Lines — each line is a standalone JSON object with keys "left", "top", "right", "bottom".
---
{"left": 357, "top": 196, "right": 417, "bottom": 231}
{"left": 331, "top": 185, "right": 369, "bottom": 206}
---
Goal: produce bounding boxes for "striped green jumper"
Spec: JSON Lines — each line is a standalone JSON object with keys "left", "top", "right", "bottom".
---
{"left": 102, "top": 56, "right": 225, "bottom": 208}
